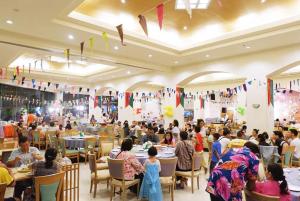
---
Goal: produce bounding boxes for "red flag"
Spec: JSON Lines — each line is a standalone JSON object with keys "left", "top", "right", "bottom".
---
{"left": 125, "top": 92, "right": 131, "bottom": 108}
{"left": 176, "top": 87, "right": 180, "bottom": 107}
{"left": 16, "top": 66, "right": 20, "bottom": 76}
{"left": 138, "top": 15, "right": 148, "bottom": 37}
{"left": 156, "top": 4, "right": 164, "bottom": 30}
{"left": 94, "top": 96, "right": 98, "bottom": 108}
{"left": 116, "top": 24, "right": 125, "bottom": 46}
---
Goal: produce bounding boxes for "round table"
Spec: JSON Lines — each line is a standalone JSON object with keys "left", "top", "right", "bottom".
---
{"left": 110, "top": 145, "right": 175, "bottom": 164}
{"left": 63, "top": 135, "right": 98, "bottom": 149}
{"left": 284, "top": 168, "right": 300, "bottom": 201}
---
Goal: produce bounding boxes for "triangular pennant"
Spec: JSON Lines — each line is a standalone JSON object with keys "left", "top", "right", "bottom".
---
{"left": 138, "top": 15, "right": 148, "bottom": 37}
{"left": 80, "top": 42, "right": 84, "bottom": 59}
{"left": 89, "top": 37, "right": 94, "bottom": 49}
{"left": 116, "top": 24, "right": 125, "bottom": 46}
{"left": 101, "top": 32, "right": 110, "bottom": 49}
{"left": 182, "top": 0, "right": 192, "bottom": 19}
{"left": 156, "top": 4, "right": 164, "bottom": 30}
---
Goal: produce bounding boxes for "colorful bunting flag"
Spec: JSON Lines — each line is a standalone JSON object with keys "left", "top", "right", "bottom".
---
{"left": 89, "top": 37, "right": 94, "bottom": 49}
{"left": 182, "top": 0, "right": 192, "bottom": 18}
{"left": 64, "top": 49, "right": 70, "bottom": 68}
{"left": 138, "top": 15, "right": 148, "bottom": 37}
{"left": 129, "top": 93, "right": 134, "bottom": 108}
{"left": 243, "top": 84, "right": 247, "bottom": 92}
{"left": 125, "top": 92, "right": 131, "bottom": 108}
{"left": 267, "top": 78, "right": 274, "bottom": 106}
{"left": 176, "top": 87, "right": 184, "bottom": 107}
{"left": 80, "top": 42, "right": 84, "bottom": 59}
{"left": 116, "top": 24, "right": 125, "bottom": 46}
{"left": 156, "top": 4, "right": 164, "bottom": 30}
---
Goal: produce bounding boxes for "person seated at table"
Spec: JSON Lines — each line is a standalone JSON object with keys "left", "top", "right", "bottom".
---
{"left": 258, "top": 133, "right": 270, "bottom": 146}
{"left": 160, "top": 131, "right": 175, "bottom": 147}
{"left": 47, "top": 122, "right": 57, "bottom": 132}
{"left": 0, "top": 162, "right": 18, "bottom": 201}
{"left": 290, "top": 129, "right": 300, "bottom": 160}
{"left": 254, "top": 163, "right": 291, "bottom": 201}
{"left": 123, "top": 121, "right": 130, "bottom": 137}
{"left": 175, "top": 131, "right": 195, "bottom": 189}
{"left": 227, "top": 130, "right": 247, "bottom": 148}
{"left": 115, "top": 139, "right": 144, "bottom": 193}
{"left": 249, "top": 129, "right": 259, "bottom": 144}
{"left": 65, "top": 121, "right": 72, "bottom": 130}
{"left": 7, "top": 136, "right": 43, "bottom": 168}
{"left": 272, "top": 131, "right": 288, "bottom": 156}
{"left": 157, "top": 124, "right": 165, "bottom": 134}
{"left": 72, "top": 121, "right": 78, "bottom": 130}
{"left": 37, "top": 121, "right": 48, "bottom": 133}
{"left": 141, "top": 127, "right": 160, "bottom": 144}
{"left": 152, "top": 122, "right": 159, "bottom": 133}
{"left": 56, "top": 124, "right": 64, "bottom": 138}
{"left": 90, "top": 114, "right": 96, "bottom": 125}
{"left": 206, "top": 142, "right": 260, "bottom": 201}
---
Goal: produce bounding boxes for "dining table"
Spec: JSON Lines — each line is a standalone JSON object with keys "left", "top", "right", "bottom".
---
{"left": 63, "top": 135, "right": 99, "bottom": 149}
{"left": 11, "top": 167, "right": 33, "bottom": 181}
{"left": 110, "top": 145, "right": 176, "bottom": 164}
{"left": 284, "top": 168, "right": 300, "bottom": 201}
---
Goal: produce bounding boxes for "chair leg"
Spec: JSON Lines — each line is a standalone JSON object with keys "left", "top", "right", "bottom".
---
{"left": 93, "top": 182, "right": 97, "bottom": 198}
{"left": 171, "top": 185, "right": 174, "bottom": 201}
{"left": 107, "top": 179, "right": 109, "bottom": 189}
{"left": 90, "top": 180, "right": 93, "bottom": 193}
{"left": 85, "top": 153, "right": 87, "bottom": 165}
{"left": 137, "top": 183, "right": 140, "bottom": 199}
{"left": 197, "top": 176, "right": 200, "bottom": 190}
{"left": 121, "top": 187, "right": 126, "bottom": 201}
{"left": 191, "top": 177, "right": 194, "bottom": 194}
{"left": 110, "top": 185, "right": 114, "bottom": 201}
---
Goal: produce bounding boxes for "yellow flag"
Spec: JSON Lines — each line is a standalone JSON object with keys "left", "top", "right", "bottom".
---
{"left": 89, "top": 37, "right": 94, "bottom": 49}
{"left": 102, "top": 32, "right": 110, "bottom": 49}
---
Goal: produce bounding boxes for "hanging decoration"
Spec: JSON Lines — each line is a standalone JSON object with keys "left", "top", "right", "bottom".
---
{"left": 64, "top": 49, "right": 70, "bottom": 68}
{"left": 101, "top": 32, "right": 110, "bottom": 49}
{"left": 236, "top": 106, "right": 246, "bottom": 116}
{"left": 125, "top": 92, "right": 131, "bottom": 108}
{"left": 80, "top": 42, "right": 84, "bottom": 60}
{"left": 156, "top": 4, "right": 164, "bottom": 30}
{"left": 32, "top": 79, "right": 36, "bottom": 88}
{"left": 267, "top": 78, "right": 274, "bottom": 106}
{"left": 89, "top": 37, "right": 94, "bottom": 49}
{"left": 116, "top": 24, "right": 125, "bottom": 46}
{"left": 163, "top": 106, "right": 174, "bottom": 118}
{"left": 129, "top": 93, "right": 134, "bottom": 108}
{"left": 138, "top": 15, "right": 148, "bottom": 37}
{"left": 182, "top": 0, "right": 192, "bottom": 18}
{"left": 176, "top": 87, "right": 184, "bottom": 107}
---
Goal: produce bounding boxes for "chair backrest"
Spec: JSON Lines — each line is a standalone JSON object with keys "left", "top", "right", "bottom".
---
{"left": 34, "top": 172, "right": 65, "bottom": 201}
{"left": 100, "top": 141, "right": 114, "bottom": 156}
{"left": 159, "top": 157, "right": 178, "bottom": 177}
{"left": 107, "top": 158, "right": 124, "bottom": 180}
{"left": 192, "top": 152, "right": 202, "bottom": 172}
{"left": 33, "top": 131, "right": 40, "bottom": 143}
{"left": 244, "top": 189, "right": 280, "bottom": 201}
{"left": 282, "top": 146, "right": 295, "bottom": 167}
{"left": 62, "top": 163, "right": 80, "bottom": 201}
{"left": 84, "top": 137, "right": 97, "bottom": 151}
{"left": 0, "top": 183, "right": 6, "bottom": 201}
{"left": 1, "top": 150, "right": 13, "bottom": 164}
{"left": 2, "top": 141, "right": 16, "bottom": 149}
{"left": 88, "top": 153, "right": 97, "bottom": 174}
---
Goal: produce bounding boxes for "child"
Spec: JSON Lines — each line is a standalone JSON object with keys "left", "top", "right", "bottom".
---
{"left": 139, "top": 146, "right": 163, "bottom": 201}
{"left": 210, "top": 133, "right": 221, "bottom": 174}
{"left": 255, "top": 163, "right": 291, "bottom": 201}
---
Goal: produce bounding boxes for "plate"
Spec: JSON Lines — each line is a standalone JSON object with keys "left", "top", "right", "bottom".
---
{"left": 18, "top": 168, "right": 31, "bottom": 173}
{"left": 135, "top": 154, "right": 145, "bottom": 157}
{"left": 164, "top": 152, "right": 173, "bottom": 154}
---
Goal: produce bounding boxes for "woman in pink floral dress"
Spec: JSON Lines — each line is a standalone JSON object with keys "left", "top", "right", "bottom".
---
{"left": 206, "top": 142, "right": 260, "bottom": 201}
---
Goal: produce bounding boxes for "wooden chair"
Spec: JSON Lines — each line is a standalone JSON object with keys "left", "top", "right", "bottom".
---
{"left": 159, "top": 157, "right": 178, "bottom": 201}
{"left": 206, "top": 138, "right": 213, "bottom": 164}
{"left": 34, "top": 172, "right": 65, "bottom": 201}
{"left": 108, "top": 158, "right": 140, "bottom": 201}
{"left": 32, "top": 131, "right": 46, "bottom": 150}
{"left": 79, "top": 137, "right": 97, "bottom": 164}
{"left": 59, "top": 138, "right": 80, "bottom": 163}
{"left": 1, "top": 141, "right": 16, "bottom": 149}
{"left": 0, "top": 183, "right": 6, "bottom": 201}
{"left": 281, "top": 145, "right": 295, "bottom": 168}
{"left": 1, "top": 150, "right": 13, "bottom": 164}
{"left": 98, "top": 137, "right": 114, "bottom": 159}
{"left": 45, "top": 131, "right": 57, "bottom": 149}
{"left": 244, "top": 189, "right": 280, "bottom": 201}
{"left": 62, "top": 163, "right": 80, "bottom": 201}
{"left": 175, "top": 152, "right": 202, "bottom": 193}
{"left": 88, "top": 153, "right": 110, "bottom": 198}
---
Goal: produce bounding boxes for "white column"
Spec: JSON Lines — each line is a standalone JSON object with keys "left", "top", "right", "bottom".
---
{"left": 246, "top": 78, "right": 274, "bottom": 135}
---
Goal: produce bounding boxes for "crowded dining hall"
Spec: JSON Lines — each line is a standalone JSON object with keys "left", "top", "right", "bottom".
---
{"left": 2, "top": 0, "right": 300, "bottom": 201}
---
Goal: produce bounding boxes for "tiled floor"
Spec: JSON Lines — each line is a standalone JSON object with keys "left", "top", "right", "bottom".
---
{"left": 5, "top": 153, "right": 211, "bottom": 201}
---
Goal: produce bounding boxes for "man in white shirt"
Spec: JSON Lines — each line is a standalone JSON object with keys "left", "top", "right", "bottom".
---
{"left": 218, "top": 127, "right": 231, "bottom": 154}
{"left": 290, "top": 129, "right": 300, "bottom": 159}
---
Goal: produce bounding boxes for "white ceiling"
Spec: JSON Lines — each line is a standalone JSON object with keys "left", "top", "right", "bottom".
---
{"left": 1, "top": 0, "right": 300, "bottom": 87}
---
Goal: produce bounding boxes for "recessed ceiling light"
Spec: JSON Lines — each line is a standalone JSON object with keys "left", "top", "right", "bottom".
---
{"left": 183, "top": 26, "right": 188, "bottom": 30}
{"left": 148, "top": 54, "right": 153, "bottom": 58}
{"left": 261, "top": 0, "right": 267, "bottom": 3}
{"left": 6, "top": 20, "right": 13, "bottom": 24}
{"left": 121, "top": 0, "right": 126, "bottom": 3}
{"left": 243, "top": 45, "right": 251, "bottom": 49}
{"left": 75, "top": 60, "right": 87, "bottom": 65}
{"left": 127, "top": 71, "right": 131, "bottom": 74}
{"left": 174, "top": 61, "right": 179, "bottom": 64}
{"left": 114, "top": 46, "right": 119, "bottom": 50}
{"left": 205, "top": 54, "right": 210, "bottom": 58}
{"left": 68, "top": 34, "right": 74, "bottom": 40}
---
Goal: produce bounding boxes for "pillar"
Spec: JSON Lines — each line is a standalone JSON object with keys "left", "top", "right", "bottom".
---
{"left": 246, "top": 78, "right": 274, "bottom": 135}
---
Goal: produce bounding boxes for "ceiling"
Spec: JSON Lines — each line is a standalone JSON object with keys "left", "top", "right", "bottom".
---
{"left": 1, "top": 0, "right": 300, "bottom": 87}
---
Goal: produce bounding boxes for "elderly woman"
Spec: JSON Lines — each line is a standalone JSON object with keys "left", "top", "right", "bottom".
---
{"left": 175, "top": 131, "right": 195, "bottom": 188}
{"left": 206, "top": 142, "right": 260, "bottom": 201}
{"left": 115, "top": 138, "right": 144, "bottom": 193}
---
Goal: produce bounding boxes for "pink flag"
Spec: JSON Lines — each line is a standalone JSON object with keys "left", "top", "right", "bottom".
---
{"left": 156, "top": 4, "right": 164, "bottom": 30}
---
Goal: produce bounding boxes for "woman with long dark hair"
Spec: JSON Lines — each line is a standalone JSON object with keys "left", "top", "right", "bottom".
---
{"left": 160, "top": 131, "right": 175, "bottom": 147}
